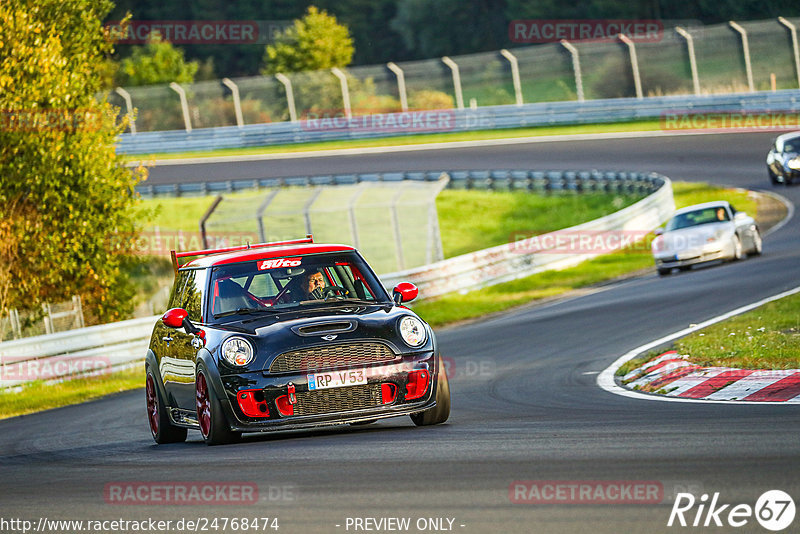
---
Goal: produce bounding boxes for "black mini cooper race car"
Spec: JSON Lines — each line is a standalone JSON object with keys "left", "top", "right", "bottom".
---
{"left": 145, "top": 236, "right": 449, "bottom": 445}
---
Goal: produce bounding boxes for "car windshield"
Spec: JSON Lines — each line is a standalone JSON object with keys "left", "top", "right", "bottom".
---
{"left": 209, "top": 252, "right": 390, "bottom": 318}
{"left": 666, "top": 206, "right": 729, "bottom": 231}
{"left": 782, "top": 141, "right": 799, "bottom": 153}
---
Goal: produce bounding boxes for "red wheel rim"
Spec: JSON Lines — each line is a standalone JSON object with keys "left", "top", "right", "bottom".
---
{"left": 145, "top": 374, "right": 159, "bottom": 437}
{"left": 196, "top": 372, "right": 211, "bottom": 438}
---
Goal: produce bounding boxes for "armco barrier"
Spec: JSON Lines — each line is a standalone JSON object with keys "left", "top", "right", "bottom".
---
{"left": 118, "top": 90, "right": 800, "bottom": 155}
{"left": 2, "top": 171, "right": 673, "bottom": 388}
{"left": 380, "top": 173, "right": 674, "bottom": 298}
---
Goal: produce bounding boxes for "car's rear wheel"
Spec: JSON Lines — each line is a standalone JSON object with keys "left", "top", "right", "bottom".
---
{"left": 410, "top": 359, "right": 450, "bottom": 426}
{"left": 145, "top": 369, "right": 187, "bottom": 444}
{"left": 196, "top": 370, "right": 241, "bottom": 446}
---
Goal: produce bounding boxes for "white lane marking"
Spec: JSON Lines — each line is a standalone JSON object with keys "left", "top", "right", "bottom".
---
{"left": 127, "top": 128, "right": 785, "bottom": 167}
{"left": 597, "top": 284, "right": 800, "bottom": 405}
{"left": 582, "top": 371, "right": 600, "bottom": 375}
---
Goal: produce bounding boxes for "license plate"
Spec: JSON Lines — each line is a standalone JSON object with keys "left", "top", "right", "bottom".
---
{"left": 307, "top": 368, "right": 367, "bottom": 391}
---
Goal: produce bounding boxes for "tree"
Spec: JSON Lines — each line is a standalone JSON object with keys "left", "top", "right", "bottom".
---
{"left": 117, "top": 33, "right": 199, "bottom": 86}
{"left": 262, "top": 6, "right": 354, "bottom": 74}
{"left": 0, "top": 0, "right": 147, "bottom": 325}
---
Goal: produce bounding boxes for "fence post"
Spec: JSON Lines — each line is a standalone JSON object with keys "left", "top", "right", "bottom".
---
{"left": 387, "top": 62, "right": 409, "bottom": 112}
{"left": 427, "top": 175, "right": 449, "bottom": 264}
{"left": 729, "top": 21, "right": 755, "bottom": 92}
{"left": 169, "top": 82, "right": 193, "bottom": 133}
{"left": 390, "top": 184, "right": 407, "bottom": 271}
{"left": 347, "top": 184, "right": 367, "bottom": 249}
{"left": 500, "top": 49, "right": 524, "bottom": 106}
{"left": 441, "top": 56, "right": 465, "bottom": 109}
{"left": 42, "top": 303, "right": 53, "bottom": 335}
{"left": 560, "top": 40, "right": 585, "bottom": 101}
{"left": 675, "top": 27, "right": 701, "bottom": 95}
{"left": 222, "top": 78, "right": 244, "bottom": 128}
{"left": 779, "top": 17, "right": 800, "bottom": 89}
{"left": 256, "top": 189, "right": 280, "bottom": 242}
{"left": 618, "top": 34, "right": 643, "bottom": 99}
{"left": 274, "top": 73, "right": 298, "bottom": 122}
{"left": 114, "top": 87, "right": 137, "bottom": 134}
{"left": 331, "top": 68, "right": 352, "bottom": 119}
{"left": 73, "top": 295, "right": 85, "bottom": 329}
{"left": 199, "top": 196, "right": 224, "bottom": 248}
{"left": 303, "top": 188, "right": 323, "bottom": 236}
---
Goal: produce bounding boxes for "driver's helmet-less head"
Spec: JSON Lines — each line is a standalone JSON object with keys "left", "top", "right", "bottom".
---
{"left": 304, "top": 269, "right": 326, "bottom": 299}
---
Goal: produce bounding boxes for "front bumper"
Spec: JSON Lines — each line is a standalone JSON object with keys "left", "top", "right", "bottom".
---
{"left": 654, "top": 245, "right": 728, "bottom": 269}
{"left": 218, "top": 351, "right": 437, "bottom": 432}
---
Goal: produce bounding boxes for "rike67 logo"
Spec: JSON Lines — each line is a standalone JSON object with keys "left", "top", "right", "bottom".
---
{"left": 258, "top": 258, "right": 301, "bottom": 270}
{"left": 668, "top": 490, "right": 795, "bottom": 531}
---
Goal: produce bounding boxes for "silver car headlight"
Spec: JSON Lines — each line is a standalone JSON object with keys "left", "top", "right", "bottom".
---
{"left": 787, "top": 157, "right": 800, "bottom": 170}
{"left": 399, "top": 316, "right": 426, "bottom": 347}
{"left": 221, "top": 336, "right": 254, "bottom": 366}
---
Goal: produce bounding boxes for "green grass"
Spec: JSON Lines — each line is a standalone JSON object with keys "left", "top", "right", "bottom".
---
{"left": 410, "top": 181, "right": 758, "bottom": 327}
{"left": 125, "top": 119, "right": 663, "bottom": 161}
{"left": 0, "top": 366, "right": 144, "bottom": 420}
{"left": 674, "top": 291, "right": 800, "bottom": 370}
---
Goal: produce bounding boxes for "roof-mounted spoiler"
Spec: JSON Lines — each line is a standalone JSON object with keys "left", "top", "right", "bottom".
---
{"left": 170, "top": 235, "right": 314, "bottom": 273}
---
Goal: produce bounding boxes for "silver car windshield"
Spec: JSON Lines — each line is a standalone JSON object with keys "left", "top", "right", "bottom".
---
{"left": 666, "top": 207, "right": 729, "bottom": 231}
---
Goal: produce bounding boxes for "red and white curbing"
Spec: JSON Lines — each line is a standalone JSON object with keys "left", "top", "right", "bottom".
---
{"left": 622, "top": 350, "right": 800, "bottom": 402}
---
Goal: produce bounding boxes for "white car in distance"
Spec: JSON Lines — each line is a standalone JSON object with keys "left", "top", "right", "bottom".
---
{"left": 652, "top": 201, "right": 761, "bottom": 276}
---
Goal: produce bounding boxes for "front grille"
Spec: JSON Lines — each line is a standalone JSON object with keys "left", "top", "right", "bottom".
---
{"left": 293, "top": 384, "right": 383, "bottom": 416}
{"left": 269, "top": 342, "right": 396, "bottom": 374}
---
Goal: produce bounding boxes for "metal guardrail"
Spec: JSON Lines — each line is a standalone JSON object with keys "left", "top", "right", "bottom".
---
{"left": 136, "top": 168, "right": 663, "bottom": 197}
{"left": 2, "top": 170, "right": 671, "bottom": 388}
{"left": 381, "top": 172, "right": 674, "bottom": 298}
{"left": 119, "top": 90, "right": 800, "bottom": 155}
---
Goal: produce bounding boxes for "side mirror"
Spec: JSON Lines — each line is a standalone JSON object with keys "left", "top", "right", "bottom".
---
{"left": 392, "top": 282, "right": 418, "bottom": 305}
{"left": 162, "top": 308, "right": 188, "bottom": 329}
{"left": 654, "top": 228, "right": 664, "bottom": 236}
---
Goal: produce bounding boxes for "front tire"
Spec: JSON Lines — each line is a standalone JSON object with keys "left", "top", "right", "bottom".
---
{"left": 196, "top": 369, "right": 241, "bottom": 446}
{"left": 731, "top": 235, "right": 743, "bottom": 261}
{"left": 410, "top": 359, "right": 450, "bottom": 426}
{"left": 146, "top": 369, "right": 187, "bottom": 444}
{"left": 657, "top": 267, "right": 671, "bottom": 276}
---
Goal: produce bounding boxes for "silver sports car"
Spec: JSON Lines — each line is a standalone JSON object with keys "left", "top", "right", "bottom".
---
{"left": 652, "top": 201, "right": 761, "bottom": 276}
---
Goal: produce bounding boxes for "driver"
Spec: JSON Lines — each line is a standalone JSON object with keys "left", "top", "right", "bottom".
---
{"left": 301, "top": 269, "right": 327, "bottom": 300}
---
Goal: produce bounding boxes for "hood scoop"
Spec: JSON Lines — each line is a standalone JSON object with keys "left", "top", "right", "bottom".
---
{"left": 291, "top": 320, "right": 357, "bottom": 337}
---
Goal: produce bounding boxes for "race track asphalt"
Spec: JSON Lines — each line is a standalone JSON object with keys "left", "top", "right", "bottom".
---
{"left": 1, "top": 131, "right": 798, "bottom": 534}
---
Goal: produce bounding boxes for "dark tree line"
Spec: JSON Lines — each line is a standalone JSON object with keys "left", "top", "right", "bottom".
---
{"left": 109, "top": 0, "right": 800, "bottom": 77}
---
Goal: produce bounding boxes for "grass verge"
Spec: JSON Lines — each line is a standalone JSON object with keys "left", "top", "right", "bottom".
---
{"left": 674, "top": 291, "right": 800, "bottom": 369}
{"left": 124, "top": 119, "right": 663, "bottom": 161}
{"left": 0, "top": 366, "right": 143, "bottom": 420}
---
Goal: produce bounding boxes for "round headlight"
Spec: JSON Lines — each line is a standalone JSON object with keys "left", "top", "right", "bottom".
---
{"left": 787, "top": 157, "right": 800, "bottom": 170}
{"left": 399, "top": 316, "right": 426, "bottom": 347}
{"left": 221, "top": 336, "right": 254, "bottom": 366}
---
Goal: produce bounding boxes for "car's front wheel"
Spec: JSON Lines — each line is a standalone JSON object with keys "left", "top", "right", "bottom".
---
{"left": 145, "top": 369, "right": 187, "bottom": 444}
{"left": 410, "top": 359, "right": 450, "bottom": 426}
{"left": 750, "top": 229, "right": 763, "bottom": 256}
{"left": 768, "top": 168, "right": 780, "bottom": 185}
{"left": 731, "top": 235, "right": 743, "bottom": 261}
{"left": 196, "top": 369, "right": 241, "bottom": 446}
